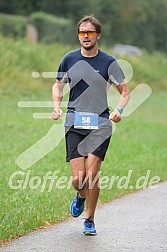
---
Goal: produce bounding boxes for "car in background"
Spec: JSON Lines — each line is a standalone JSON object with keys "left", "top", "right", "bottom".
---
{"left": 112, "top": 44, "right": 142, "bottom": 57}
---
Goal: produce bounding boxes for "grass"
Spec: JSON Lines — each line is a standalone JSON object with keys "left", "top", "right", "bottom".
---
{"left": 0, "top": 36, "right": 167, "bottom": 242}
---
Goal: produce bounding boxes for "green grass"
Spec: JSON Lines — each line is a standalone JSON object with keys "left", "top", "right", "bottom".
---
{"left": 0, "top": 36, "right": 167, "bottom": 242}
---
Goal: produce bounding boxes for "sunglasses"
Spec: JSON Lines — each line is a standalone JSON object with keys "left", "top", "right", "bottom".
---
{"left": 78, "top": 30, "right": 97, "bottom": 37}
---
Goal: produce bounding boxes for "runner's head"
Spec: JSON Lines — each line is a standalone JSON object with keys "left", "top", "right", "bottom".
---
{"left": 77, "top": 15, "right": 101, "bottom": 50}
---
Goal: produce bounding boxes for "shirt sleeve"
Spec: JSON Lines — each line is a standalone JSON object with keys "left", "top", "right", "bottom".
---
{"left": 56, "top": 55, "right": 69, "bottom": 83}
{"left": 108, "top": 59, "right": 125, "bottom": 86}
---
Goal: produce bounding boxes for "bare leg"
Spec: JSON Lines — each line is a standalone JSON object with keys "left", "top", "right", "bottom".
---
{"left": 70, "top": 157, "right": 86, "bottom": 197}
{"left": 85, "top": 154, "right": 102, "bottom": 221}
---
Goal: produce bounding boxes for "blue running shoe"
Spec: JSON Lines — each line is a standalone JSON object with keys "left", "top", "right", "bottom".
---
{"left": 70, "top": 193, "right": 86, "bottom": 218}
{"left": 82, "top": 217, "right": 97, "bottom": 235}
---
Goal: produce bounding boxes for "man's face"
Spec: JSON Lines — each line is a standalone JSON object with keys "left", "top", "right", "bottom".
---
{"left": 78, "top": 22, "right": 101, "bottom": 50}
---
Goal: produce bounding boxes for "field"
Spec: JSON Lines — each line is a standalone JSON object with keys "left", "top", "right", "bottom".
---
{"left": 0, "top": 36, "right": 167, "bottom": 242}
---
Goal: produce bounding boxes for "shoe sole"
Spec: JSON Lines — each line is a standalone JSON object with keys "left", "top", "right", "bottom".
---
{"left": 82, "top": 231, "right": 97, "bottom": 236}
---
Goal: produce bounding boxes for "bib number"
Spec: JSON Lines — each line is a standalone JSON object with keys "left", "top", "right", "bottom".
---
{"left": 74, "top": 112, "right": 98, "bottom": 129}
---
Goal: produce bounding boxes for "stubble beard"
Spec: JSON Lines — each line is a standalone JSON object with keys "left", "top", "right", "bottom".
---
{"left": 82, "top": 41, "right": 97, "bottom": 51}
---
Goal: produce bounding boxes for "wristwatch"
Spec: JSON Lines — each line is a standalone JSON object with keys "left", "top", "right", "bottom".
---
{"left": 116, "top": 106, "right": 123, "bottom": 114}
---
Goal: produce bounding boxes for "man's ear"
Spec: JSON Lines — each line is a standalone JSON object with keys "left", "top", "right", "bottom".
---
{"left": 97, "top": 33, "right": 101, "bottom": 40}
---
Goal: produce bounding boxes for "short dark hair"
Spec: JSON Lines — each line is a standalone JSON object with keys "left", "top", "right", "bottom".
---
{"left": 77, "top": 15, "right": 101, "bottom": 33}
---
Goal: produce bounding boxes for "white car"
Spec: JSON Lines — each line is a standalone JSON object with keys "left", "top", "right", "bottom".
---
{"left": 112, "top": 44, "right": 142, "bottom": 57}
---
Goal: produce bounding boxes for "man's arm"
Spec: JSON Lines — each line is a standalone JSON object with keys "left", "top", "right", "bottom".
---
{"left": 52, "top": 80, "right": 65, "bottom": 120}
{"left": 109, "top": 80, "right": 130, "bottom": 123}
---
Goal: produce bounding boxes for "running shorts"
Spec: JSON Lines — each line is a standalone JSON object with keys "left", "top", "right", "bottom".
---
{"left": 65, "top": 126, "right": 112, "bottom": 162}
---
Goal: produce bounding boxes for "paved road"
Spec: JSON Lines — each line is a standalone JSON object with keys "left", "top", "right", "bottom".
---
{"left": 1, "top": 181, "right": 167, "bottom": 252}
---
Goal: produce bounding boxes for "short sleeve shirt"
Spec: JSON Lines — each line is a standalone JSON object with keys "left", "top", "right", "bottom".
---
{"left": 56, "top": 49, "right": 125, "bottom": 126}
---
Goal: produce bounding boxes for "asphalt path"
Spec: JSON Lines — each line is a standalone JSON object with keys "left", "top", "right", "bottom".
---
{"left": 1, "top": 181, "right": 167, "bottom": 252}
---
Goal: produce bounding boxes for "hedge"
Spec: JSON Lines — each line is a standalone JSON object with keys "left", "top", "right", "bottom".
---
{"left": 0, "top": 12, "right": 77, "bottom": 44}
{"left": 29, "top": 12, "right": 76, "bottom": 44}
{"left": 0, "top": 13, "right": 27, "bottom": 38}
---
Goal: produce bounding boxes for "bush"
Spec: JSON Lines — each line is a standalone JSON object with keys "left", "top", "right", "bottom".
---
{"left": 29, "top": 12, "right": 76, "bottom": 44}
{"left": 0, "top": 13, "right": 27, "bottom": 38}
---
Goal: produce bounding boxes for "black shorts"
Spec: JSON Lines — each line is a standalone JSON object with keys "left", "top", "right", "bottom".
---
{"left": 65, "top": 126, "right": 112, "bottom": 162}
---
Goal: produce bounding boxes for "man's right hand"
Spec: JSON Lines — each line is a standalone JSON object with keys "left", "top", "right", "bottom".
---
{"left": 52, "top": 108, "right": 63, "bottom": 120}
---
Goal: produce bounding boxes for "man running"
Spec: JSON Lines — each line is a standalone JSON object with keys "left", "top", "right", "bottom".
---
{"left": 52, "top": 15, "right": 129, "bottom": 235}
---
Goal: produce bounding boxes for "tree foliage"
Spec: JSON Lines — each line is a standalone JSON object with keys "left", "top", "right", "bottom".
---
{"left": 0, "top": 0, "right": 167, "bottom": 52}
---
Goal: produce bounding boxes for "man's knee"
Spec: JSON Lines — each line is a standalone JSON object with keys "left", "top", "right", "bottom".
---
{"left": 85, "top": 170, "right": 100, "bottom": 188}
{"left": 72, "top": 174, "right": 86, "bottom": 190}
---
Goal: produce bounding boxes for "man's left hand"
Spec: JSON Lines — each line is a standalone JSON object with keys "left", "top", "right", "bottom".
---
{"left": 109, "top": 109, "right": 122, "bottom": 123}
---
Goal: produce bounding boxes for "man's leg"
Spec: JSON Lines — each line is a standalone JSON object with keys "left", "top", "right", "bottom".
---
{"left": 70, "top": 157, "right": 86, "bottom": 196}
{"left": 85, "top": 154, "right": 102, "bottom": 221}
{"left": 69, "top": 157, "right": 87, "bottom": 218}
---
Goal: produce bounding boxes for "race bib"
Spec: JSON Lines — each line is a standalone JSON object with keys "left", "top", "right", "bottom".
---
{"left": 74, "top": 112, "right": 98, "bottom": 129}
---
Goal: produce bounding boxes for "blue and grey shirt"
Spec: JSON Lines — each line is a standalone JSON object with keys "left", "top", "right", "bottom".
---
{"left": 56, "top": 49, "right": 125, "bottom": 126}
